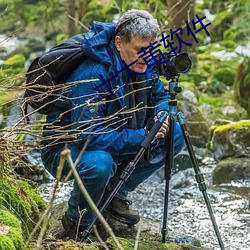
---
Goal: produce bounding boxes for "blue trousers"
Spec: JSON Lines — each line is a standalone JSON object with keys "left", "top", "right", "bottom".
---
{"left": 41, "top": 123, "right": 185, "bottom": 226}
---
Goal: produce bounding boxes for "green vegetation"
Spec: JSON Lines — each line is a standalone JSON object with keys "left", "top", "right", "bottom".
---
{"left": 0, "top": 0, "right": 249, "bottom": 247}
{"left": 0, "top": 209, "right": 24, "bottom": 250}
{"left": 0, "top": 174, "right": 47, "bottom": 239}
{"left": 107, "top": 237, "right": 209, "bottom": 250}
{"left": 209, "top": 120, "right": 250, "bottom": 151}
{"left": 0, "top": 0, "right": 249, "bottom": 119}
{"left": 235, "top": 57, "right": 250, "bottom": 115}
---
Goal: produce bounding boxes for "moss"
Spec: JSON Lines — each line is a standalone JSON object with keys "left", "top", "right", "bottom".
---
{"left": 106, "top": 237, "right": 208, "bottom": 250}
{"left": 235, "top": 57, "right": 250, "bottom": 115}
{"left": 0, "top": 209, "right": 24, "bottom": 249}
{"left": 55, "top": 34, "right": 68, "bottom": 45}
{"left": 192, "top": 42, "right": 241, "bottom": 95}
{"left": 217, "top": 40, "right": 237, "bottom": 52}
{"left": 0, "top": 174, "right": 47, "bottom": 239}
{"left": 29, "top": 239, "right": 97, "bottom": 250}
{"left": 0, "top": 209, "right": 21, "bottom": 229}
{"left": 0, "top": 235, "right": 16, "bottom": 250}
{"left": 213, "top": 67, "right": 235, "bottom": 86}
{"left": 199, "top": 91, "right": 249, "bottom": 122}
{"left": 210, "top": 10, "right": 234, "bottom": 42}
{"left": 199, "top": 95, "right": 224, "bottom": 107}
{"left": 214, "top": 119, "right": 232, "bottom": 126}
{"left": 209, "top": 120, "right": 250, "bottom": 151}
{"left": 223, "top": 25, "right": 249, "bottom": 43}
{"left": 1, "top": 54, "right": 25, "bottom": 69}
{"left": 7, "top": 228, "right": 24, "bottom": 249}
{"left": 213, "top": 120, "right": 250, "bottom": 133}
{"left": 0, "top": 54, "right": 26, "bottom": 86}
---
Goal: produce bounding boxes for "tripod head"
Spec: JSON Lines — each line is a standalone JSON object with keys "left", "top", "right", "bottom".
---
{"left": 168, "top": 76, "right": 182, "bottom": 100}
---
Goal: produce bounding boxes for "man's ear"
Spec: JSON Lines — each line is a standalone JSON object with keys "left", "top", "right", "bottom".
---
{"left": 115, "top": 36, "right": 122, "bottom": 51}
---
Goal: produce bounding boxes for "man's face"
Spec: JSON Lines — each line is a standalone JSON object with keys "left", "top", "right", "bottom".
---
{"left": 115, "top": 35, "right": 156, "bottom": 74}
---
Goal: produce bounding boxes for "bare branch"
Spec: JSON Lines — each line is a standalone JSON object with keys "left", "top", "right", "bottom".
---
{"left": 63, "top": 148, "right": 124, "bottom": 250}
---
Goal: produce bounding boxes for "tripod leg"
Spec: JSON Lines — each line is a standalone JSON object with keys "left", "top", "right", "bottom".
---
{"left": 162, "top": 114, "right": 175, "bottom": 243}
{"left": 81, "top": 112, "right": 168, "bottom": 240}
{"left": 177, "top": 112, "right": 225, "bottom": 250}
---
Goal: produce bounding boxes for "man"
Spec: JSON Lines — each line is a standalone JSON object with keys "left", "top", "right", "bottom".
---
{"left": 41, "top": 9, "right": 185, "bottom": 241}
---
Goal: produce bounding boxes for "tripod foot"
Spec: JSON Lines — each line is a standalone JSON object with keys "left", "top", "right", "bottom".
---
{"left": 161, "top": 227, "right": 168, "bottom": 243}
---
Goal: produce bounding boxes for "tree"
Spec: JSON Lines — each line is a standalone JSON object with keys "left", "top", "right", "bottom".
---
{"left": 166, "top": 0, "right": 196, "bottom": 55}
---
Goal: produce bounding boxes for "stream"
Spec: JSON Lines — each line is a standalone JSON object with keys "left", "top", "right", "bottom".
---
{"left": 38, "top": 155, "right": 250, "bottom": 250}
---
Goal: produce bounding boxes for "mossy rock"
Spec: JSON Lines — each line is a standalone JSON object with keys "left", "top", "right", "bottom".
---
{"left": 0, "top": 174, "right": 47, "bottom": 239}
{"left": 0, "top": 209, "right": 24, "bottom": 250}
{"left": 0, "top": 54, "right": 26, "bottom": 86}
{"left": 44, "top": 202, "right": 211, "bottom": 250}
{"left": 28, "top": 237, "right": 211, "bottom": 250}
{"left": 1, "top": 54, "right": 25, "bottom": 70}
{"left": 209, "top": 120, "right": 250, "bottom": 160}
{"left": 217, "top": 40, "right": 237, "bottom": 52}
{"left": 212, "top": 67, "right": 235, "bottom": 86}
{"left": 199, "top": 92, "right": 249, "bottom": 122}
{"left": 192, "top": 43, "right": 240, "bottom": 95}
{"left": 106, "top": 237, "right": 210, "bottom": 250}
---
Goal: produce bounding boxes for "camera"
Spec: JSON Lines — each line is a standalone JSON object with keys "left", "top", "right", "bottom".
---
{"left": 156, "top": 52, "right": 192, "bottom": 79}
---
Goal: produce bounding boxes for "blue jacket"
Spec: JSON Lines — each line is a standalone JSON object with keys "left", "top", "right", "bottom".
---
{"left": 44, "top": 21, "right": 170, "bottom": 156}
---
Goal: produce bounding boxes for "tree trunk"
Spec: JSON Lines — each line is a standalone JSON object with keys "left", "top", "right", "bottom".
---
{"left": 167, "top": 0, "right": 196, "bottom": 56}
{"left": 67, "top": 0, "right": 76, "bottom": 36}
{"left": 78, "top": 0, "right": 88, "bottom": 20}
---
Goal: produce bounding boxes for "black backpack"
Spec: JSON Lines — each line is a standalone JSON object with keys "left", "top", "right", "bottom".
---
{"left": 24, "top": 34, "right": 86, "bottom": 115}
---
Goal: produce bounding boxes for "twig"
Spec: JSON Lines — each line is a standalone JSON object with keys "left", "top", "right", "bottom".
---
{"left": 61, "top": 148, "right": 124, "bottom": 250}
{"left": 134, "top": 220, "right": 142, "bottom": 250}
{"left": 68, "top": 14, "right": 90, "bottom": 31}
{"left": 93, "top": 225, "right": 110, "bottom": 250}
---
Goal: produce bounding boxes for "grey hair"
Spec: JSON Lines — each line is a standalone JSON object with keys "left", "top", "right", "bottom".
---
{"left": 115, "top": 9, "right": 160, "bottom": 43}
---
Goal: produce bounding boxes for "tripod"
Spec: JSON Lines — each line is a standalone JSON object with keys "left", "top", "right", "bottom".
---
{"left": 162, "top": 77, "right": 225, "bottom": 249}
{"left": 82, "top": 77, "right": 225, "bottom": 250}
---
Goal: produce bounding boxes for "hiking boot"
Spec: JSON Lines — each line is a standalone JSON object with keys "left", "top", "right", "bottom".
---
{"left": 105, "top": 196, "right": 140, "bottom": 225}
{"left": 61, "top": 213, "right": 97, "bottom": 243}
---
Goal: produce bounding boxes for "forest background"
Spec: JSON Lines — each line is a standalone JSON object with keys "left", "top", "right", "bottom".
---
{"left": 0, "top": 0, "right": 250, "bottom": 249}
{"left": 0, "top": 0, "right": 250, "bottom": 125}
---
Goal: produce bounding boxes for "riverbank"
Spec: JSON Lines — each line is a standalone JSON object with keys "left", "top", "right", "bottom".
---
{"left": 38, "top": 155, "right": 250, "bottom": 250}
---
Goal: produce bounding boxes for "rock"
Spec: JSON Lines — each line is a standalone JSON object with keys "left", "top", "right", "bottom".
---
{"left": 44, "top": 202, "right": 212, "bottom": 250}
{"left": 170, "top": 168, "right": 193, "bottom": 189}
{"left": 154, "top": 147, "right": 213, "bottom": 182}
{"left": 181, "top": 89, "right": 199, "bottom": 105}
{"left": 179, "top": 100, "right": 211, "bottom": 148}
{"left": 213, "top": 157, "right": 250, "bottom": 184}
{"left": 199, "top": 103, "right": 213, "bottom": 117}
{"left": 221, "top": 105, "right": 237, "bottom": 116}
{"left": 209, "top": 120, "right": 250, "bottom": 160}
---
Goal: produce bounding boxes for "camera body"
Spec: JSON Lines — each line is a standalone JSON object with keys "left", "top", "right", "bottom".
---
{"left": 156, "top": 52, "right": 192, "bottom": 79}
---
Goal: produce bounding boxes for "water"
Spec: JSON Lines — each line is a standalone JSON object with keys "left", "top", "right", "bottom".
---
{"left": 38, "top": 157, "right": 250, "bottom": 250}
{"left": 129, "top": 158, "right": 250, "bottom": 250}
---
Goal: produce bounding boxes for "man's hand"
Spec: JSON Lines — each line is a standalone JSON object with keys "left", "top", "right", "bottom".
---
{"left": 154, "top": 111, "right": 169, "bottom": 139}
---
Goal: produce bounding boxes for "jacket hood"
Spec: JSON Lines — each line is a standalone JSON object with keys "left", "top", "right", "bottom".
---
{"left": 82, "top": 21, "right": 116, "bottom": 66}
